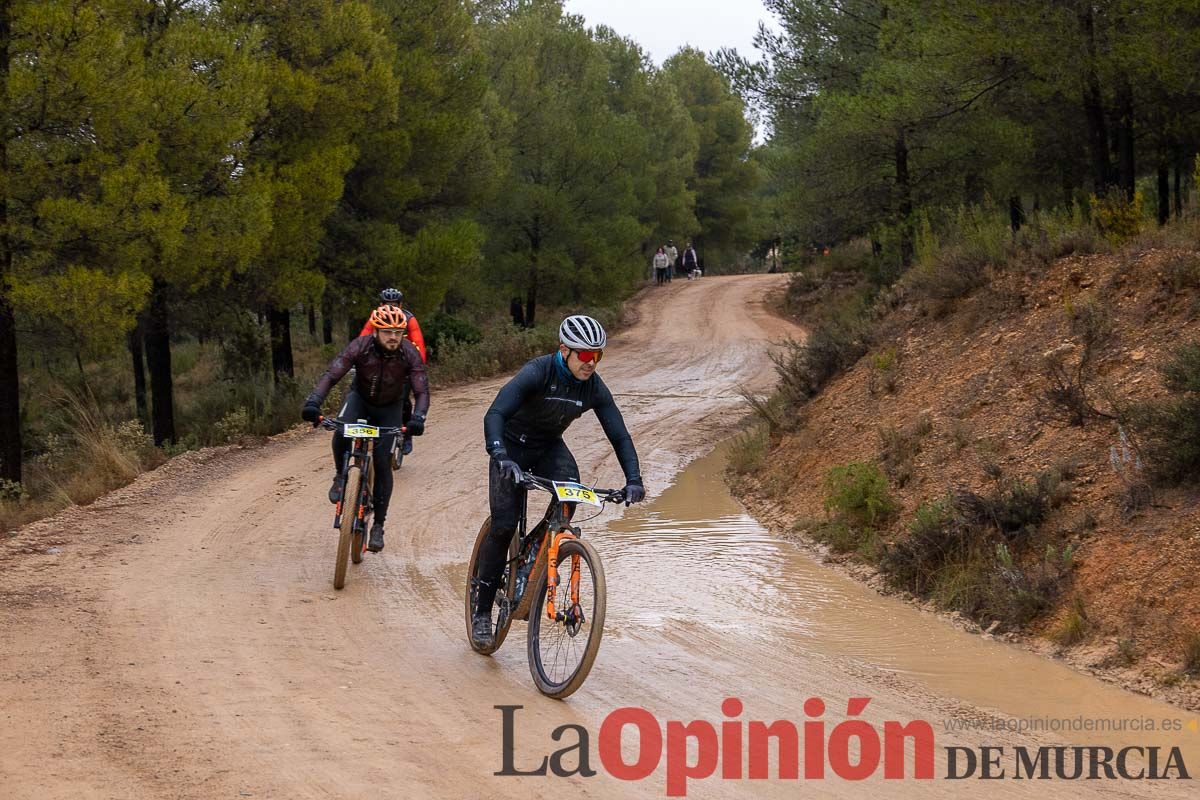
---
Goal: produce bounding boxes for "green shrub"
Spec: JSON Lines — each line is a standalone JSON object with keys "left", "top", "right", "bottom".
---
{"left": 813, "top": 520, "right": 857, "bottom": 553}
{"left": 881, "top": 498, "right": 972, "bottom": 594}
{"left": 877, "top": 412, "right": 932, "bottom": 487}
{"left": 424, "top": 312, "right": 482, "bottom": 360}
{"left": 727, "top": 427, "right": 769, "bottom": 475}
{"left": 431, "top": 321, "right": 558, "bottom": 383}
{"left": 824, "top": 462, "right": 896, "bottom": 528}
{"left": 772, "top": 295, "right": 873, "bottom": 404}
{"left": 1160, "top": 252, "right": 1200, "bottom": 295}
{"left": 868, "top": 347, "right": 899, "bottom": 395}
{"left": 908, "top": 202, "right": 1013, "bottom": 300}
{"left": 739, "top": 389, "right": 788, "bottom": 432}
{"left": 1091, "top": 191, "right": 1144, "bottom": 246}
{"left": 0, "top": 478, "right": 25, "bottom": 502}
{"left": 1126, "top": 340, "right": 1200, "bottom": 484}
{"left": 985, "top": 478, "right": 1051, "bottom": 542}
{"left": 1031, "top": 206, "right": 1106, "bottom": 259}
{"left": 814, "top": 520, "right": 880, "bottom": 559}
{"left": 1183, "top": 630, "right": 1200, "bottom": 675}
{"left": 219, "top": 314, "right": 270, "bottom": 380}
{"left": 878, "top": 484, "right": 1065, "bottom": 628}
{"left": 1067, "top": 295, "right": 1114, "bottom": 348}
{"left": 1116, "top": 637, "right": 1138, "bottom": 666}
{"left": 212, "top": 408, "right": 251, "bottom": 444}
{"left": 1161, "top": 341, "right": 1200, "bottom": 393}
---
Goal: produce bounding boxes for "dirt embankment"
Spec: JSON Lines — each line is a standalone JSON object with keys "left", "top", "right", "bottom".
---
{"left": 732, "top": 248, "right": 1200, "bottom": 710}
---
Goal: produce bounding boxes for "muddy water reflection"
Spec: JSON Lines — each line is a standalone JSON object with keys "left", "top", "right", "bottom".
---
{"left": 602, "top": 444, "right": 1197, "bottom": 759}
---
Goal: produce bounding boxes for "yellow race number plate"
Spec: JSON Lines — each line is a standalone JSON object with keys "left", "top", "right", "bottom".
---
{"left": 553, "top": 481, "right": 602, "bottom": 507}
{"left": 344, "top": 424, "right": 380, "bottom": 438}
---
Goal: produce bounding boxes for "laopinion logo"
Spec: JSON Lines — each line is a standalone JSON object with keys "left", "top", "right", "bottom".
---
{"left": 494, "top": 697, "right": 1192, "bottom": 797}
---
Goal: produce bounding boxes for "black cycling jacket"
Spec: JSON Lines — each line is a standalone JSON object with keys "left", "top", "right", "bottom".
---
{"left": 311, "top": 335, "right": 429, "bottom": 414}
{"left": 484, "top": 353, "right": 642, "bottom": 485}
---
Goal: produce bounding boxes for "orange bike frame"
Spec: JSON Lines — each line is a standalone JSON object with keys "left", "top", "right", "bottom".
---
{"left": 544, "top": 530, "right": 582, "bottom": 621}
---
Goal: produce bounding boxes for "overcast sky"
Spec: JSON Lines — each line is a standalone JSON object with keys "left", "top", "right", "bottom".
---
{"left": 563, "top": 0, "right": 774, "bottom": 65}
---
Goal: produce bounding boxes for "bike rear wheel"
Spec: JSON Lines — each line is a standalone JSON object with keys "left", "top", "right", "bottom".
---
{"left": 526, "top": 537, "right": 606, "bottom": 699}
{"left": 334, "top": 466, "right": 361, "bottom": 589}
{"left": 465, "top": 516, "right": 519, "bottom": 655}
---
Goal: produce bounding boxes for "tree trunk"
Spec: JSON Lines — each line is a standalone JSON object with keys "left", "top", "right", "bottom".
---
{"left": 1115, "top": 79, "right": 1135, "bottom": 200}
{"left": 347, "top": 317, "right": 357, "bottom": 342}
{"left": 267, "top": 306, "right": 294, "bottom": 382}
{"left": 0, "top": 291, "right": 18, "bottom": 484}
{"left": 894, "top": 132, "right": 914, "bottom": 268}
{"left": 1157, "top": 160, "right": 1170, "bottom": 226}
{"left": 307, "top": 304, "right": 316, "bottom": 337}
{"left": 1009, "top": 195, "right": 1025, "bottom": 233}
{"left": 1174, "top": 150, "right": 1184, "bottom": 218}
{"left": 129, "top": 324, "right": 147, "bottom": 421}
{"left": 0, "top": 4, "right": 21, "bottom": 484}
{"left": 963, "top": 171, "right": 984, "bottom": 206}
{"left": 525, "top": 222, "right": 541, "bottom": 326}
{"left": 1080, "top": 7, "right": 1113, "bottom": 196}
{"left": 145, "top": 279, "right": 176, "bottom": 445}
{"left": 528, "top": 262, "right": 542, "bottom": 328}
{"left": 322, "top": 314, "right": 333, "bottom": 345}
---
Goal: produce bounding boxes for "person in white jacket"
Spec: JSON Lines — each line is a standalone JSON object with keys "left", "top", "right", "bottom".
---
{"left": 665, "top": 240, "right": 678, "bottom": 281}
{"left": 652, "top": 246, "right": 670, "bottom": 285}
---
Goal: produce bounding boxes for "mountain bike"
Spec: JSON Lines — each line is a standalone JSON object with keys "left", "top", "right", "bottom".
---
{"left": 321, "top": 416, "right": 405, "bottom": 590}
{"left": 465, "top": 473, "right": 625, "bottom": 699}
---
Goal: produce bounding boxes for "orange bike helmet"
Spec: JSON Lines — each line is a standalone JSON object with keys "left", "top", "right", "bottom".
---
{"left": 369, "top": 304, "right": 408, "bottom": 330}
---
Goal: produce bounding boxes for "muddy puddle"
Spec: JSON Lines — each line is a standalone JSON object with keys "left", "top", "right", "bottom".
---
{"left": 600, "top": 444, "right": 1199, "bottom": 760}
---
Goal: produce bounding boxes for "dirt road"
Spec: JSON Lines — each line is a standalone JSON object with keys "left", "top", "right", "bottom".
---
{"left": 2, "top": 275, "right": 1195, "bottom": 798}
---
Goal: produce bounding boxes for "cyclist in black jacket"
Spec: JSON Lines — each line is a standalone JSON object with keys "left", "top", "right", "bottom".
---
{"left": 471, "top": 314, "right": 646, "bottom": 648}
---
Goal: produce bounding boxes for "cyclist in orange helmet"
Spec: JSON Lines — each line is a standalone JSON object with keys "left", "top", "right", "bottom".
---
{"left": 360, "top": 288, "right": 426, "bottom": 361}
{"left": 302, "top": 304, "right": 428, "bottom": 553}
{"left": 359, "top": 288, "right": 426, "bottom": 456}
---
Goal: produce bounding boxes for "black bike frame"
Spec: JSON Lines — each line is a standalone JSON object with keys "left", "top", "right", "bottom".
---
{"left": 326, "top": 418, "right": 402, "bottom": 533}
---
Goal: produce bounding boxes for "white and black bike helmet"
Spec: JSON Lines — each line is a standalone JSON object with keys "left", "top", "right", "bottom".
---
{"left": 379, "top": 287, "right": 403, "bottom": 304}
{"left": 559, "top": 314, "right": 607, "bottom": 350}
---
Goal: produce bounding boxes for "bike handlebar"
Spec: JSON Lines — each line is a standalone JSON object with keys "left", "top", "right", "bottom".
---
{"left": 520, "top": 472, "right": 626, "bottom": 504}
{"left": 318, "top": 415, "right": 406, "bottom": 435}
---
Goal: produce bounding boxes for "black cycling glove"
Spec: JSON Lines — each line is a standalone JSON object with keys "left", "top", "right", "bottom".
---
{"left": 407, "top": 415, "right": 426, "bottom": 436}
{"left": 492, "top": 452, "right": 523, "bottom": 485}
{"left": 301, "top": 394, "right": 322, "bottom": 426}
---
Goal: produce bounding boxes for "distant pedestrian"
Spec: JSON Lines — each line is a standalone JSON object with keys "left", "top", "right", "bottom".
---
{"left": 652, "top": 247, "right": 669, "bottom": 286}
{"left": 665, "top": 240, "right": 678, "bottom": 282}
{"left": 510, "top": 297, "right": 526, "bottom": 328}
{"left": 683, "top": 242, "right": 700, "bottom": 279}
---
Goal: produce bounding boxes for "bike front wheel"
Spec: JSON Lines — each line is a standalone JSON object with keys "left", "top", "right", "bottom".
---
{"left": 334, "top": 466, "right": 361, "bottom": 590}
{"left": 526, "top": 537, "right": 606, "bottom": 699}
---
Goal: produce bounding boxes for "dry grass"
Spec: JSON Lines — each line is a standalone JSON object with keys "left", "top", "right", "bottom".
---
{"left": 1, "top": 387, "right": 162, "bottom": 533}
{"left": 1051, "top": 595, "right": 1093, "bottom": 647}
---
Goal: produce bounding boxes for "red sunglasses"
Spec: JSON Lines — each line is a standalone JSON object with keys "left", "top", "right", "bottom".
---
{"left": 572, "top": 348, "right": 604, "bottom": 364}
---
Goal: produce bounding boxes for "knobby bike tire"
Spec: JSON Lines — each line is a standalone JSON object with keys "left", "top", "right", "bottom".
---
{"left": 465, "top": 516, "right": 519, "bottom": 655}
{"left": 526, "top": 537, "right": 606, "bottom": 699}
{"left": 334, "top": 465, "right": 361, "bottom": 590}
{"left": 353, "top": 455, "right": 375, "bottom": 565}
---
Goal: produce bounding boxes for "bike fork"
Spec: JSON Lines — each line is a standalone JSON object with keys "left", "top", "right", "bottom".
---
{"left": 545, "top": 530, "right": 583, "bottom": 624}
